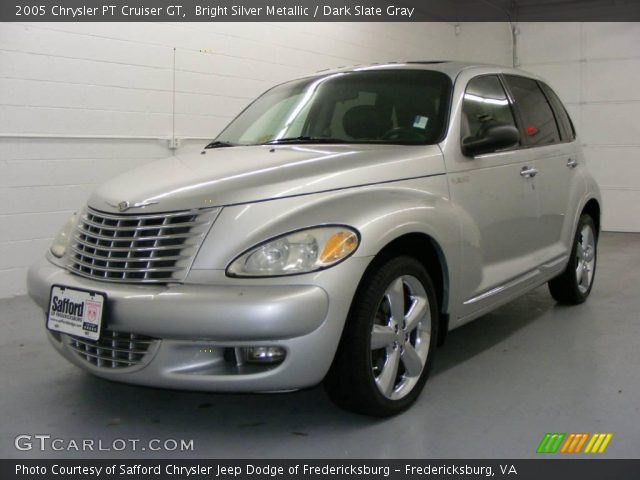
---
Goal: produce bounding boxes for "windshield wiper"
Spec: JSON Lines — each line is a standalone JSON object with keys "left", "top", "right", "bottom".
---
{"left": 263, "top": 136, "right": 350, "bottom": 145}
{"left": 204, "top": 140, "right": 236, "bottom": 149}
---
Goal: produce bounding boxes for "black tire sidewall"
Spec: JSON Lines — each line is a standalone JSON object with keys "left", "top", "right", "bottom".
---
{"left": 329, "top": 255, "right": 439, "bottom": 416}
{"left": 553, "top": 214, "right": 598, "bottom": 304}
{"left": 569, "top": 215, "right": 598, "bottom": 300}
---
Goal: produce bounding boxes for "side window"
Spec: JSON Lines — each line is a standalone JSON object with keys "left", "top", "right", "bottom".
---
{"left": 462, "top": 75, "right": 517, "bottom": 142}
{"left": 539, "top": 82, "right": 576, "bottom": 141}
{"left": 504, "top": 75, "right": 561, "bottom": 147}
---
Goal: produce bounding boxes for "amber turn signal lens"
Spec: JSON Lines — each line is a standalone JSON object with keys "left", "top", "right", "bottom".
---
{"left": 319, "top": 231, "right": 358, "bottom": 264}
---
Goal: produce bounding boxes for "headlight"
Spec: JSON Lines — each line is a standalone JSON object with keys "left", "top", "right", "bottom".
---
{"left": 50, "top": 213, "right": 78, "bottom": 258}
{"left": 227, "top": 226, "right": 360, "bottom": 277}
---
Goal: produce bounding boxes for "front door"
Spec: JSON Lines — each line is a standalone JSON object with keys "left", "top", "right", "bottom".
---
{"left": 444, "top": 74, "right": 540, "bottom": 321}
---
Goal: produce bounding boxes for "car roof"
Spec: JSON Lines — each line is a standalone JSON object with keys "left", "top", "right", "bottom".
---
{"left": 308, "top": 61, "right": 542, "bottom": 82}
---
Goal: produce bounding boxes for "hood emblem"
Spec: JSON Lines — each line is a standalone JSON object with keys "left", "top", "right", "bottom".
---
{"left": 106, "top": 200, "right": 159, "bottom": 212}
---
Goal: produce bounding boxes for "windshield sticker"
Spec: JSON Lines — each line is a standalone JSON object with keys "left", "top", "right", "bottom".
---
{"left": 413, "top": 115, "right": 429, "bottom": 129}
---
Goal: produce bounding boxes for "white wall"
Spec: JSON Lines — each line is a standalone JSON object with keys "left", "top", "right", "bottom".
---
{"left": 516, "top": 22, "right": 640, "bottom": 232}
{"left": 0, "top": 21, "right": 512, "bottom": 298}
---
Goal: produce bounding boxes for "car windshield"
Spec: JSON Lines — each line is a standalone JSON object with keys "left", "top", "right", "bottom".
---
{"left": 214, "top": 69, "right": 452, "bottom": 146}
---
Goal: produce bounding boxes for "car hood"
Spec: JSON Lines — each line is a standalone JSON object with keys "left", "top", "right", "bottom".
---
{"left": 89, "top": 144, "right": 445, "bottom": 213}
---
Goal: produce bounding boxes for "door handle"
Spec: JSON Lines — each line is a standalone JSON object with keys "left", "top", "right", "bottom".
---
{"left": 520, "top": 166, "right": 538, "bottom": 178}
{"left": 567, "top": 158, "right": 578, "bottom": 169}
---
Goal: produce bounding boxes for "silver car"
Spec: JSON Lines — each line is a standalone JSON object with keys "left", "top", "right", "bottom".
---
{"left": 28, "top": 62, "right": 601, "bottom": 416}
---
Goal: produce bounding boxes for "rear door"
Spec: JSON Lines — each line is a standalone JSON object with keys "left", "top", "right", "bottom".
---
{"left": 538, "top": 82, "right": 585, "bottom": 252}
{"left": 503, "top": 75, "right": 578, "bottom": 263}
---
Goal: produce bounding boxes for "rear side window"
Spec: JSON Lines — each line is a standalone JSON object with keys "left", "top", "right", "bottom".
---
{"left": 461, "top": 75, "right": 517, "bottom": 141}
{"left": 504, "top": 75, "right": 561, "bottom": 147}
{"left": 539, "top": 82, "right": 576, "bottom": 141}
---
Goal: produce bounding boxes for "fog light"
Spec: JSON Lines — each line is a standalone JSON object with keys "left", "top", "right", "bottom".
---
{"left": 243, "top": 346, "right": 285, "bottom": 364}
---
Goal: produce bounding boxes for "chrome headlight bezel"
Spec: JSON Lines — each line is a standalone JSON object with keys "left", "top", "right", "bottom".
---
{"left": 49, "top": 212, "right": 79, "bottom": 259}
{"left": 226, "top": 225, "right": 361, "bottom": 278}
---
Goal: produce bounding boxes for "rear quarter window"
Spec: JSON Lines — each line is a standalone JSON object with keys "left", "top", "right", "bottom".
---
{"left": 539, "top": 82, "right": 576, "bottom": 142}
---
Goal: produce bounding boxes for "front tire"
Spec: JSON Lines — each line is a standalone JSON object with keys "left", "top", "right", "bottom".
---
{"left": 548, "top": 214, "right": 597, "bottom": 304}
{"left": 325, "top": 256, "right": 438, "bottom": 417}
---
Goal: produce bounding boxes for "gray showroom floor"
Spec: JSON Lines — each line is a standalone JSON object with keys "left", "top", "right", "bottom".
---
{"left": 1, "top": 232, "right": 638, "bottom": 459}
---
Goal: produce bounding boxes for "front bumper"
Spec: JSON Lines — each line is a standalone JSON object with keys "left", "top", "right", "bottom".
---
{"left": 27, "top": 256, "right": 368, "bottom": 392}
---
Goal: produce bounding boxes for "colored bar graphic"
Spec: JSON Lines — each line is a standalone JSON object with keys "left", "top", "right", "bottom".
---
{"left": 559, "top": 433, "right": 589, "bottom": 453}
{"left": 537, "top": 433, "right": 552, "bottom": 453}
{"left": 537, "top": 433, "right": 566, "bottom": 453}
{"left": 540, "top": 433, "right": 613, "bottom": 454}
{"left": 598, "top": 433, "right": 613, "bottom": 453}
{"left": 584, "top": 433, "right": 613, "bottom": 453}
{"left": 574, "top": 433, "right": 589, "bottom": 453}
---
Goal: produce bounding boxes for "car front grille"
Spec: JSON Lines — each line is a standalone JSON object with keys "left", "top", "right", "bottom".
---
{"left": 64, "top": 330, "right": 158, "bottom": 369}
{"left": 67, "top": 207, "right": 218, "bottom": 283}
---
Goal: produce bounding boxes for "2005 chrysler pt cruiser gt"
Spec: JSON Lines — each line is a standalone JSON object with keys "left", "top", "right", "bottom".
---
{"left": 28, "top": 62, "right": 601, "bottom": 416}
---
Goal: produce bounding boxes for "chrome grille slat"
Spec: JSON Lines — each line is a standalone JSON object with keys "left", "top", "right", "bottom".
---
{"left": 71, "top": 235, "right": 196, "bottom": 252}
{"left": 67, "top": 336, "right": 152, "bottom": 353}
{"left": 76, "top": 226, "right": 195, "bottom": 242}
{"left": 68, "top": 350, "right": 136, "bottom": 365}
{"left": 67, "top": 207, "right": 217, "bottom": 284}
{"left": 71, "top": 257, "right": 183, "bottom": 273}
{"left": 80, "top": 216, "right": 205, "bottom": 231}
{"left": 65, "top": 330, "right": 157, "bottom": 369}
{"left": 69, "top": 245, "right": 188, "bottom": 263}
{"left": 82, "top": 209, "right": 203, "bottom": 221}
{"left": 65, "top": 273, "right": 176, "bottom": 285}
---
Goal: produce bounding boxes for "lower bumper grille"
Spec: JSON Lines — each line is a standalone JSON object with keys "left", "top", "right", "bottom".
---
{"left": 64, "top": 330, "right": 158, "bottom": 369}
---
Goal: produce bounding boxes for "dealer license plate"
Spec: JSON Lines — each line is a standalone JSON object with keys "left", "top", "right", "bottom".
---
{"left": 47, "top": 285, "right": 105, "bottom": 341}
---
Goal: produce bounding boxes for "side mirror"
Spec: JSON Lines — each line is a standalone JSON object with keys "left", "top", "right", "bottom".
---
{"left": 461, "top": 123, "right": 520, "bottom": 157}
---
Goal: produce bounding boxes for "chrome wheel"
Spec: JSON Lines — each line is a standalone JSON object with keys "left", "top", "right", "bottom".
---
{"left": 370, "top": 275, "right": 431, "bottom": 400}
{"left": 575, "top": 224, "right": 596, "bottom": 294}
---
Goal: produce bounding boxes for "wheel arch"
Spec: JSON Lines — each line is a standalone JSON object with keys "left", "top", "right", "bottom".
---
{"left": 582, "top": 198, "right": 601, "bottom": 237}
{"left": 366, "top": 232, "right": 451, "bottom": 345}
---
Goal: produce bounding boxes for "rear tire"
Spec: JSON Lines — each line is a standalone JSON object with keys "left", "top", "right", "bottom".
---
{"left": 325, "top": 256, "right": 438, "bottom": 417}
{"left": 548, "top": 214, "right": 597, "bottom": 304}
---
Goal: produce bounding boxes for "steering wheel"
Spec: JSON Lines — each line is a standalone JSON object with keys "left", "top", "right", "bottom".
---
{"left": 381, "top": 127, "right": 426, "bottom": 141}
